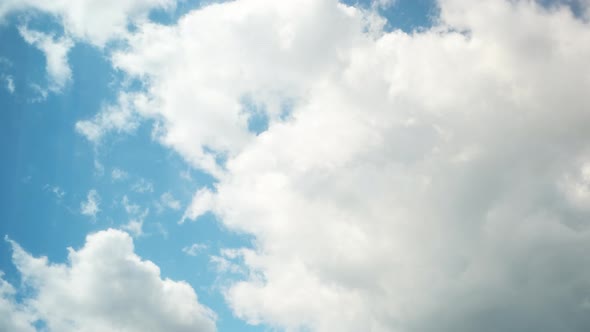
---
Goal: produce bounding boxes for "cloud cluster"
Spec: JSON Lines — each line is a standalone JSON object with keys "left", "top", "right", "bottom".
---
{"left": 101, "top": 0, "right": 590, "bottom": 331}
{"left": 3, "top": 0, "right": 175, "bottom": 96}
{"left": 2, "top": 229, "right": 216, "bottom": 332}
{"left": 1, "top": 0, "right": 175, "bottom": 46}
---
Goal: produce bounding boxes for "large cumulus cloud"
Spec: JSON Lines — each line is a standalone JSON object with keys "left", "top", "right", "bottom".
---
{"left": 76, "top": 0, "right": 590, "bottom": 331}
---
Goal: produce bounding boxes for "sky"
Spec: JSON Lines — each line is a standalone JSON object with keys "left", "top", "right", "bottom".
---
{"left": 1, "top": 0, "right": 590, "bottom": 331}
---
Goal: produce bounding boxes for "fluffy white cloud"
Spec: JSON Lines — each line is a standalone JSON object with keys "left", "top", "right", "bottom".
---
{"left": 18, "top": 26, "right": 73, "bottom": 92}
{"left": 100, "top": 0, "right": 590, "bottom": 331}
{"left": 1, "top": 0, "right": 175, "bottom": 46}
{"left": 110, "top": 0, "right": 384, "bottom": 176}
{"left": 5, "top": 229, "right": 216, "bottom": 332}
{"left": 76, "top": 93, "right": 142, "bottom": 143}
{"left": 80, "top": 189, "right": 100, "bottom": 218}
{"left": 0, "top": 274, "right": 35, "bottom": 332}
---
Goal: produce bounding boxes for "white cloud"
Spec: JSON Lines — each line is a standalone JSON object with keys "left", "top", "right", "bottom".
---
{"left": 0, "top": 273, "right": 36, "bottom": 332}
{"left": 182, "top": 243, "right": 208, "bottom": 257}
{"left": 103, "top": 0, "right": 590, "bottom": 331}
{"left": 80, "top": 189, "right": 100, "bottom": 218}
{"left": 93, "top": 159, "right": 105, "bottom": 177}
{"left": 18, "top": 26, "right": 73, "bottom": 92}
{"left": 371, "top": 0, "right": 396, "bottom": 10}
{"left": 181, "top": 188, "right": 213, "bottom": 224}
{"left": 121, "top": 196, "right": 149, "bottom": 237}
{"left": 111, "top": 168, "right": 128, "bottom": 181}
{"left": 160, "top": 192, "right": 181, "bottom": 211}
{"left": 76, "top": 93, "right": 142, "bottom": 143}
{"left": 3, "top": 75, "right": 14, "bottom": 94}
{"left": 131, "top": 178, "right": 155, "bottom": 193}
{"left": 109, "top": 0, "right": 384, "bottom": 176}
{"left": 5, "top": 229, "right": 216, "bottom": 331}
{"left": 121, "top": 219, "right": 145, "bottom": 238}
{"left": 28, "top": 83, "right": 48, "bottom": 103}
{"left": 122, "top": 195, "right": 141, "bottom": 214}
{"left": 1, "top": 0, "right": 176, "bottom": 47}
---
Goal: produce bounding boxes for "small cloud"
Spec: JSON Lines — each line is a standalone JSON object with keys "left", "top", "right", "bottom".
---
{"left": 121, "top": 195, "right": 140, "bottom": 214}
{"left": 210, "top": 249, "right": 246, "bottom": 274}
{"left": 120, "top": 196, "right": 149, "bottom": 238}
{"left": 18, "top": 26, "right": 73, "bottom": 92}
{"left": 180, "top": 169, "right": 193, "bottom": 181}
{"left": 111, "top": 168, "right": 128, "bottom": 181}
{"left": 160, "top": 192, "right": 181, "bottom": 211}
{"left": 182, "top": 243, "right": 208, "bottom": 256}
{"left": 209, "top": 255, "right": 243, "bottom": 274}
{"left": 372, "top": 0, "right": 396, "bottom": 10}
{"left": 80, "top": 189, "right": 100, "bottom": 218}
{"left": 28, "top": 83, "right": 48, "bottom": 103}
{"left": 75, "top": 93, "right": 140, "bottom": 143}
{"left": 132, "top": 178, "right": 154, "bottom": 193}
{"left": 94, "top": 159, "right": 104, "bottom": 177}
{"left": 121, "top": 219, "right": 144, "bottom": 238}
{"left": 3, "top": 75, "right": 14, "bottom": 94}
{"left": 44, "top": 184, "right": 65, "bottom": 200}
{"left": 181, "top": 188, "right": 213, "bottom": 224}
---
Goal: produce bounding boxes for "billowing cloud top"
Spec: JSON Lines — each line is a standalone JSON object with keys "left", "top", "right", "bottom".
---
{"left": 3, "top": 230, "right": 216, "bottom": 332}
{"left": 4, "top": 0, "right": 590, "bottom": 331}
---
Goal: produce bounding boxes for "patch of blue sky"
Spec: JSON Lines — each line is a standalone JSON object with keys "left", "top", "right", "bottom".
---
{"left": 148, "top": 0, "right": 233, "bottom": 26}
{"left": 341, "top": 0, "right": 438, "bottom": 32}
{"left": 538, "top": 0, "right": 588, "bottom": 17}
{"left": 242, "top": 95, "right": 270, "bottom": 135}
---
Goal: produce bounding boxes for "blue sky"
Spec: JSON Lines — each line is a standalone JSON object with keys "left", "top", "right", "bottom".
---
{"left": 1, "top": 0, "right": 590, "bottom": 332}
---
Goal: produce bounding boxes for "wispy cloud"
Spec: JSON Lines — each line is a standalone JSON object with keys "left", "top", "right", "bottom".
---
{"left": 111, "top": 168, "right": 128, "bottom": 181}
{"left": 120, "top": 195, "right": 149, "bottom": 238}
{"left": 2, "top": 75, "right": 14, "bottom": 94}
{"left": 182, "top": 243, "right": 208, "bottom": 256}
{"left": 80, "top": 189, "right": 100, "bottom": 218}
{"left": 43, "top": 184, "right": 65, "bottom": 200}
{"left": 132, "top": 178, "right": 154, "bottom": 193}
{"left": 159, "top": 192, "right": 181, "bottom": 211}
